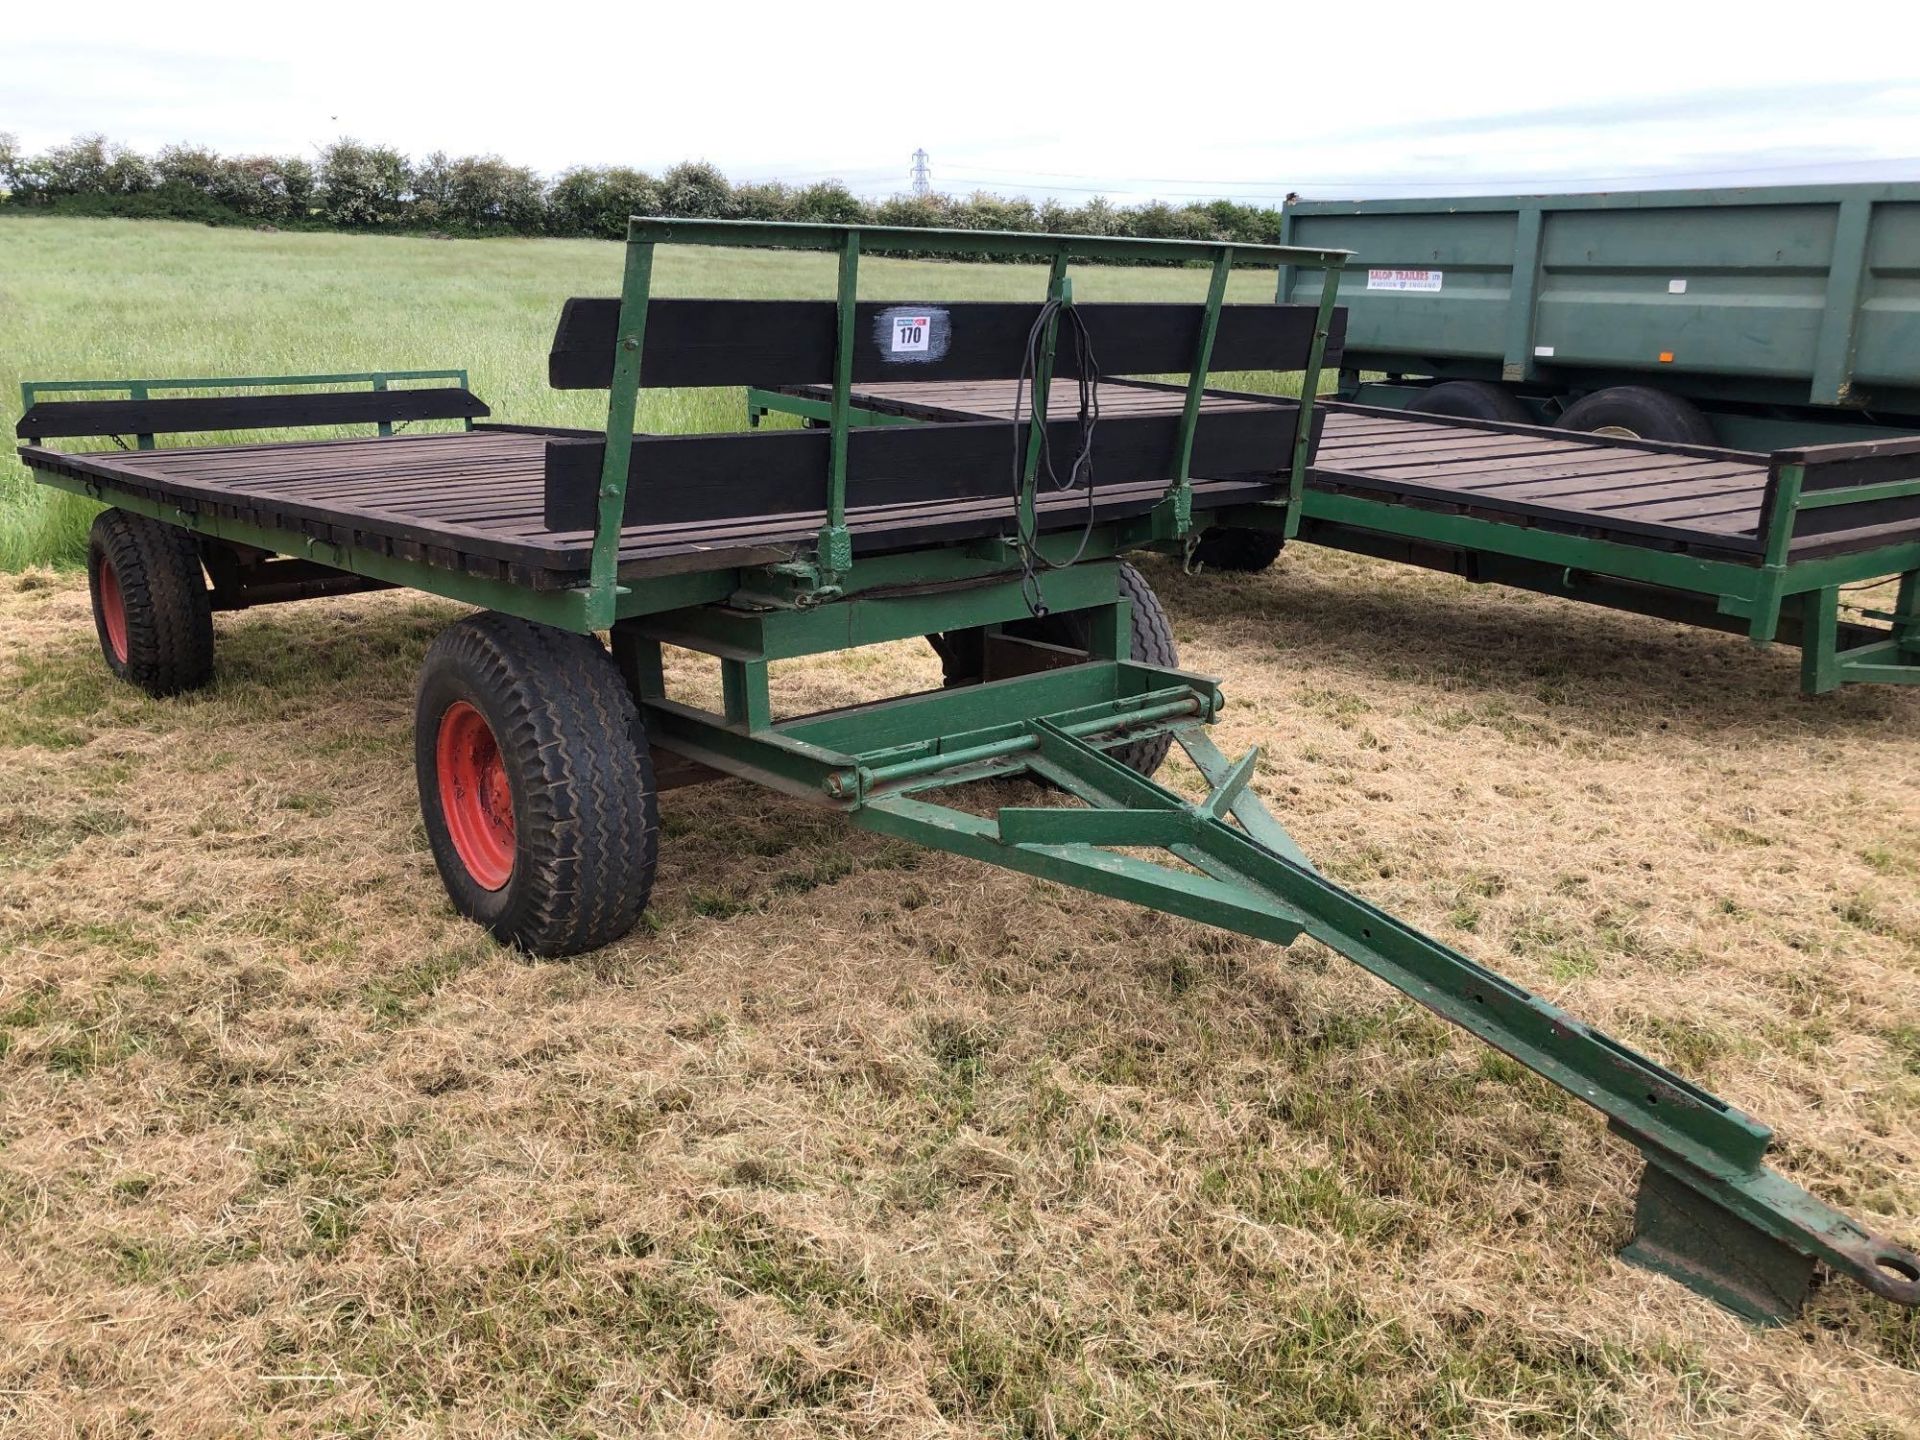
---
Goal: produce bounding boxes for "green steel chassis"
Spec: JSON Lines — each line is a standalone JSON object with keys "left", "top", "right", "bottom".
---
{"left": 20, "top": 219, "right": 1920, "bottom": 1324}
{"left": 1224, "top": 486, "right": 1920, "bottom": 697}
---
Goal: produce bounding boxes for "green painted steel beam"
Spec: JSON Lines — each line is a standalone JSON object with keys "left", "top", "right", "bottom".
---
{"left": 638, "top": 563, "right": 1122, "bottom": 662}
{"left": 1795, "top": 476, "right": 1920, "bottom": 509}
{"left": 787, "top": 664, "right": 1217, "bottom": 766}
{"left": 818, "top": 232, "right": 862, "bottom": 582}
{"left": 641, "top": 696, "right": 851, "bottom": 801}
{"left": 863, "top": 790, "right": 1311, "bottom": 943}
{"left": 590, "top": 238, "right": 656, "bottom": 627}
{"left": 721, "top": 526, "right": 1172, "bottom": 612}
{"left": 1284, "top": 492, "right": 1762, "bottom": 592}
{"left": 1286, "top": 267, "right": 1345, "bottom": 538}
{"left": 848, "top": 693, "right": 1205, "bottom": 795}
{"left": 28, "top": 483, "right": 1164, "bottom": 648}
{"left": 1175, "top": 728, "right": 1316, "bottom": 871}
{"left": 1014, "top": 257, "right": 1072, "bottom": 564}
{"left": 638, "top": 661, "right": 1218, "bottom": 807}
{"left": 1165, "top": 248, "right": 1233, "bottom": 537}
{"left": 1763, "top": 542, "right": 1920, "bottom": 594}
{"left": 626, "top": 216, "right": 1351, "bottom": 269}
{"left": 20, "top": 369, "right": 471, "bottom": 408}
{"left": 1270, "top": 491, "right": 1920, "bottom": 603}
{"left": 746, "top": 388, "right": 922, "bottom": 429}
{"left": 1811, "top": 196, "right": 1876, "bottom": 406}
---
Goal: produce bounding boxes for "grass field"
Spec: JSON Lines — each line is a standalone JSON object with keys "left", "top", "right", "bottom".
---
{"left": 1, "top": 219, "right": 1918, "bottom": 1438}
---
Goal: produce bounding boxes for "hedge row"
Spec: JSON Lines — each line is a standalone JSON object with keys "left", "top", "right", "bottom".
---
{"left": 0, "top": 134, "right": 1286, "bottom": 248}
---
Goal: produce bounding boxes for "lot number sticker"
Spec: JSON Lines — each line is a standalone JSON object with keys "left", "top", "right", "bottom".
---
{"left": 873, "top": 306, "right": 949, "bottom": 364}
{"left": 892, "top": 315, "right": 932, "bottom": 353}
{"left": 1366, "top": 269, "right": 1443, "bottom": 292}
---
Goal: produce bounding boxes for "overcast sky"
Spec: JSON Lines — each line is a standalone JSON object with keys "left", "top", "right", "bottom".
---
{"left": 10, "top": 0, "right": 1920, "bottom": 204}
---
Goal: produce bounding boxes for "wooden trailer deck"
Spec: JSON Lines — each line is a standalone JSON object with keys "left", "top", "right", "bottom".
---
{"left": 18, "top": 426, "right": 1278, "bottom": 587}
{"left": 765, "top": 377, "right": 1803, "bottom": 559}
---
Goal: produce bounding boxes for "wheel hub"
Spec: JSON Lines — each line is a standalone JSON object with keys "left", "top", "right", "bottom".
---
{"left": 97, "top": 559, "right": 129, "bottom": 663}
{"left": 436, "top": 700, "right": 515, "bottom": 890}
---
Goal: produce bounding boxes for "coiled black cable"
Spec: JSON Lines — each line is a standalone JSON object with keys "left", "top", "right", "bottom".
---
{"left": 1007, "top": 299, "right": 1102, "bottom": 616}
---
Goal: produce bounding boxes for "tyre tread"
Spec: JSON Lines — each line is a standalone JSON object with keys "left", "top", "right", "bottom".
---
{"left": 1107, "top": 562, "right": 1178, "bottom": 776}
{"left": 417, "top": 614, "right": 658, "bottom": 956}
{"left": 1405, "top": 380, "right": 1535, "bottom": 426}
{"left": 89, "top": 509, "right": 214, "bottom": 696}
{"left": 1555, "top": 385, "right": 1717, "bottom": 445}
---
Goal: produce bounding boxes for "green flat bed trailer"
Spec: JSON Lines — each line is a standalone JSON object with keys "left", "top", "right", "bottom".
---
{"left": 1278, "top": 182, "right": 1920, "bottom": 451}
{"left": 16, "top": 219, "right": 1920, "bottom": 1326}
{"left": 750, "top": 379, "right": 1920, "bottom": 696}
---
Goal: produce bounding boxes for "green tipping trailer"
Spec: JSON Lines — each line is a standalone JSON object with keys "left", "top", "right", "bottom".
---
{"left": 1278, "top": 183, "right": 1920, "bottom": 451}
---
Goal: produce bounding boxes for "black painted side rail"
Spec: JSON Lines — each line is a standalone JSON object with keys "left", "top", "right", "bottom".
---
{"left": 16, "top": 388, "right": 489, "bottom": 441}
{"left": 549, "top": 298, "right": 1346, "bottom": 390}
{"left": 542, "top": 405, "right": 1316, "bottom": 531}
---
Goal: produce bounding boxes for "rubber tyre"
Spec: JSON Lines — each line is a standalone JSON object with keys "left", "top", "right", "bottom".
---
{"left": 929, "top": 561, "right": 1179, "bottom": 778}
{"left": 1404, "top": 380, "right": 1535, "bottom": 425}
{"left": 415, "top": 612, "right": 658, "bottom": 957}
{"left": 1190, "top": 525, "right": 1286, "bottom": 573}
{"left": 1555, "top": 386, "right": 1717, "bottom": 444}
{"left": 86, "top": 508, "right": 214, "bottom": 697}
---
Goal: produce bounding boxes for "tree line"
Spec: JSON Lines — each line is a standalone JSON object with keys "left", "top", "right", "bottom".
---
{"left": 0, "top": 134, "right": 1286, "bottom": 249}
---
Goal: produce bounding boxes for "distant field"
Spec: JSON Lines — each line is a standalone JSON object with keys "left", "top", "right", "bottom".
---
{"left": 0, "top": 217, "right": 1297, "bottom": 571}
{"left": 0, "top": 216, "right": 1917, "bottom": 1438}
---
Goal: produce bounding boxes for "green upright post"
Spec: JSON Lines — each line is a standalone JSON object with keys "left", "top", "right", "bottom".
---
{"left": 1287, "top": 265, "right": 1342, "bottom": 540}
{"left": 1810, "top": 197, "right": 1874, "bottom": 406}
{"left": 1164, "top": 247, "right": 1233, "bottom": 539}
{"left": 589, "top": 235, "right": 657, "bottom": 627}
{"left": 611, "top": 625, "right": 666, "bottom": 702}
{"left": 1017, "top": 251, "right": 1074, "bottom": 550}
{"left": 128, "top": 382, "right": 155, "bottom": 451}
{"left": 1750, "top": 464, "right": 1805, "bottom": 645}
{"left": 1799, "top": 586, "right": 1842, "bottom": 694}
{"left": 1503, "top": 205, "right": 1546, "bottom": 383}
{"left": 721, "top": 658, "right": 773, "bottom": 731}
{"left": 818, "top": 231, "right": 862, "bottom": 587}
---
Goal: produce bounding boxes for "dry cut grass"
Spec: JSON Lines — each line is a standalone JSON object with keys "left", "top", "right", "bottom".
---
{"left": 1, "top": 550, "right": 1917, "bottom": 1438}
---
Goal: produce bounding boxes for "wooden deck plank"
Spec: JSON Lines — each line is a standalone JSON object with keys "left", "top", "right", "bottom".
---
{"left": 1426, "top": 460, "right": 1765, "bottom": 499}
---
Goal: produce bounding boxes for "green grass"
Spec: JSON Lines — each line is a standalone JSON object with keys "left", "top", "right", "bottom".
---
{"left": 0, "top": 215, "right": 1296, "bottom": 571}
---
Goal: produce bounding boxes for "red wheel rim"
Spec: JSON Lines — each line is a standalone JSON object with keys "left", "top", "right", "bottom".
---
{"left": 435, "top": 701, "right": 515, "bottom": 891}
{"left": 98, "top": 559, "right": 129, "bottom": 663}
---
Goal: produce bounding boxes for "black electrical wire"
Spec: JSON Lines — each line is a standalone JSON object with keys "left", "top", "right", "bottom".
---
{"left": 1007, "top": 299, "right": 1102, "bottom": 616}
